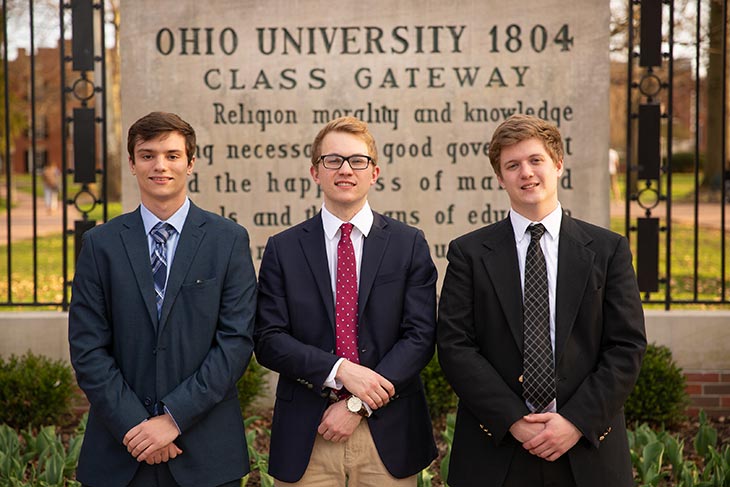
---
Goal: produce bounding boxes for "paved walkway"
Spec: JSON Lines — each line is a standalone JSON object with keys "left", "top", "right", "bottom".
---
{"left": 610, "top": 199, "right": 727, "bottom": 230}
{"left": 0, "top": 190, "right": 80, "bottom": 243}
{"left": 0, "top": 192, "right": 725, "bottom": 244}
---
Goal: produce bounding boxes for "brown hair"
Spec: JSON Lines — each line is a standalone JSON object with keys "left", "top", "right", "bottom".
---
{"left": 127, "top": 112, "right": 196, "bottom": 163}
{"left": 310, "top": 116, "right": 378, "bottom": 166}
{"left": 488, "top": 114, "right": 564, "bottom": 178}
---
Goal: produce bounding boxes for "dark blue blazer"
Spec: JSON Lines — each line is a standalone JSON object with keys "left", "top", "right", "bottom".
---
{"left": 69, "top": 202, "right": 257, "bottom": 487}
{"left": 254, "top": 212, "right": 438, "bottom": 482}
{"left": 437, "top": 213, "right": 647, "bottom": 487}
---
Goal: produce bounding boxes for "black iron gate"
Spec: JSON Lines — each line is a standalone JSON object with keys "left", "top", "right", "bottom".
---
{"left": 0, "top": 0, "right": 108, "bottom": 309}
{"left": 1, "top": 1, "right": 728, "bottom": 310}
{"left": 625, "top": 0, "right": 729, "bottom": 308}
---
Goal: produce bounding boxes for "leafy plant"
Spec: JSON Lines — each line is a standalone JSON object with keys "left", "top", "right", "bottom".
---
{"left": 421, "top": 353, "right": 458, "bottom": 420}
{"left": 0, "top": 422, "right": 83, "bottom": 486}
{"left": 694, "top": 410, "right": 718, "bottom": 459}
{"left": 241, "top": 416, "right": 274, "bottom": 487}
{"left": 625, "top": 344, "right": 689, "bottom": 427}
{"left": 237, "top": 355, "right": 270, "bottom": 418}
{"left": 628, "top": 415, "right": 730, "bottom": 487}
{"left": 0, "top": 351, "right": 75, "bottom": 430}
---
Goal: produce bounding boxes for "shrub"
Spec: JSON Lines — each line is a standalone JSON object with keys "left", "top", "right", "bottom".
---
{"left": 625, "top": 343, "right": 689, "bottom": 427}
{"left": 0, "top": 351, "right": 75, "bottom": 430}
{"left": 421, "top": 352, "right": 458, "bottom": 419}
{"left": 237, "top": 355, "right": 269, "bottom": 417}
{"left": 667, "top": 152, "right": 705, "bottom": 173}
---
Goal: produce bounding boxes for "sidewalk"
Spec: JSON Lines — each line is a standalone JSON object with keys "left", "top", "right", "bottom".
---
{"left": 0, "top": 190, "right": 80, "bottom": 243}
{"left": 0, "top": 191, "right": 725, "bottom": 244}
{"left": 610, "top": 199, "right": 727, "bottom": 231}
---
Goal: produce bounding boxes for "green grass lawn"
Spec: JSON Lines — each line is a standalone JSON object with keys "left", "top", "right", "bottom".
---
{"left": 610, "top": 217, "right": 730, "bottom": 307}
{"left": 0, "top": 202, "right": 122, "bottom": 308}
{"left": 0, "top": 175, "right": 726, "bottom": 309}
{"left": 0, "top": 213, "right": 726, "bottom": 309}
{"left": 617, "top": 172, "right": 699, "bottom": 202}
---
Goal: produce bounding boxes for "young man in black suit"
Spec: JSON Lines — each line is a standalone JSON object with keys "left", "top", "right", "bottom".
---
{"left": 437, "top": 114, "right": 646, "bottom": 487}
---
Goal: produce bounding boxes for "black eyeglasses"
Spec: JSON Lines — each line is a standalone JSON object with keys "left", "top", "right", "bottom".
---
{"left": 317, "top": 154, "right": 373, "bottom": 170}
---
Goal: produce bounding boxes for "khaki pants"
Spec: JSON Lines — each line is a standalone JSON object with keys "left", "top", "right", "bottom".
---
{"left": 274, "top": 420, "right": 416, "bottom": 487}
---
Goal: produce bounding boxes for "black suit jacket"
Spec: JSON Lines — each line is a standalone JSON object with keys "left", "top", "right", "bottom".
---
{"left": 254, "top": 212, "right": 438, "bottom": 482}
{"left": 69, "top": 203, "right": 257, "bottom": 487}
{"left": 437, "top": 213, "right": 646, "bottom": 487}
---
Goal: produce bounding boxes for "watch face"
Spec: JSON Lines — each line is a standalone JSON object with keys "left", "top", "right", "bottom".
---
{"left": 347, "top": 395, "right": 362, "bottom": 413}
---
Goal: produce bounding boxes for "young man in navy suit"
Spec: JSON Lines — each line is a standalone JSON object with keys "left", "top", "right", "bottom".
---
{"left": 255, "top": 116, "right": 438, "bottom": 486}
{"left": 437, "top": 115, "right": 646, "bottom": 487}
{"left": 69, "top": 112, "right": 257, "bottom": 487}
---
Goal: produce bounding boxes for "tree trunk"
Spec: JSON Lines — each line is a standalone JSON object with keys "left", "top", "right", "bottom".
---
{"left": 105, "top": 1, "right": 122, "bottom": 203}
{"left": 701, "top": 0, "right": 726, "bottom": 197}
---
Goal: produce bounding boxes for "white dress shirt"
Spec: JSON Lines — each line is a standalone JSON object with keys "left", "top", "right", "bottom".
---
{"left": 321, "top": 202, "right": 374, "bottom": 394}
{"left": 509, "top": 203, "right": 563, "bottom": 412}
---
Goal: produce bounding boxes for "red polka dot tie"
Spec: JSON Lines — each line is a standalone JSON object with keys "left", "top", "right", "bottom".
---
{"left": 335, "top": 223, "right": 360, "bottom": 367}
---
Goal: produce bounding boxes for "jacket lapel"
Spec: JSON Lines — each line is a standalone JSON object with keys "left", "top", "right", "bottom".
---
{"left": 554, "top": 214, "right": 595, "bottom": 365}
{"left": 358, "top": 213, "right": 389, "bottom": 318}
{"left": 119, "top": 208, "right": 158, "bottom": 328}
{"left": 481, "top": 218, "right": 524, "bottom": 352}
{"left": 158, "top": 203, "right": 206, "bottom": 335}
{"left": 299, "top": 214, "right": 336, "bottom": 331}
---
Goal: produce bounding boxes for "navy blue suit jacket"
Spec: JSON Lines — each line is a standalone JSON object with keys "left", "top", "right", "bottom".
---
{"left": 69, "top": 203, "right": 256, "bottom": 487}
{"left": 254, "top": 212, "right": 438, "bottom": 482}
{"left": 437, "top": 214, "right": 646, "bottom": 487}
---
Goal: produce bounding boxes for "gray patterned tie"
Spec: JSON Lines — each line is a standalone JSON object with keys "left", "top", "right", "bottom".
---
{"left": 150, "top": 222, "right": 175, "bottom": 316}
{"left": 522, "top": 223, "right": 555, "bottom": 412}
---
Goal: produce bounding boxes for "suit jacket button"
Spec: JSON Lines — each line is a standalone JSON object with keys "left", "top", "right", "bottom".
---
{"left": 599, "top": 435, "right": 605, "bottom": 441}
{"left": 144, "top": 397, "right": 153, "bottom": 406}
{"left": 518, "top": 375, "right": 524, "bottom": 383}
{"left": 307, "top": 384, "right": 313, "bottom": 389}
{"left": 608, "top": 427, "right": 612, "bottom": 432}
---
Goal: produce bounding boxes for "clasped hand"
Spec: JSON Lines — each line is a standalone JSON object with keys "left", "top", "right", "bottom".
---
{"left": 123, "top": 414, "right": 182, "bottom": 465}
{"left": 510, "top": 413, "right": 581, "bottom": 462}
{"left": 335, "top": 360, "right": 395, "bottom": 410}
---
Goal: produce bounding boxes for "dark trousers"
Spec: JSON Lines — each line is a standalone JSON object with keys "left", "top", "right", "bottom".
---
{"left": 502, "top": 445, "right": 577, "bottom": 487}
{"left": 84, "top": 463, "right": 241, "bottom": 487}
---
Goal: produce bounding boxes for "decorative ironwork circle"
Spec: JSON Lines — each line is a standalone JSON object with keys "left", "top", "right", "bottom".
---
{"left": 639, "top": 74, "right": 662, "bottom": 97}
{"left": 636, "top": 186, "right": 660, "bottom": 210}
{"left": 72, "top": 78, "right": 95, "bottom": 102}
{"left": 73, "top": 188, "right": 98, "bottom": 214}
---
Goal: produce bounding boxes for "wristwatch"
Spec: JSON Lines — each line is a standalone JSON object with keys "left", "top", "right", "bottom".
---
{"left": 346, "top": 395, "right": 369, "bottom": 417}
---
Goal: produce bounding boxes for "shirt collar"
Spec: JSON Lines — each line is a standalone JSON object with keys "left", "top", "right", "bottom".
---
{"left": 140, "top": 198, "right": 190, "bottom": 236}
{"left": 509, "top": 203, "right": 563, "bottom": 243}
{"left": 321, "top": 201, "right": 374, "bottom": 240}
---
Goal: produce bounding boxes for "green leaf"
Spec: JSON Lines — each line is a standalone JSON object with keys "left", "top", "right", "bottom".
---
{"left": 662, "top": 433, "right": 685, "bottom": 480}
{"left": 38, "top": 451, "right": 64, "bottom": 486}
{"left": 639, "top": 441, "right": 665, "bottom": 484}
{"left": 694, "top": 413, "right": 718, "bottom": 459}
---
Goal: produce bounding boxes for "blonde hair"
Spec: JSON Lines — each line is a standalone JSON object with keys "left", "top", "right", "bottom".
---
{"left": 310, "top": 116, "right": 378, "bottom": 166}
{"left": 488, "top": 114, "right": 564, "bottom": 177}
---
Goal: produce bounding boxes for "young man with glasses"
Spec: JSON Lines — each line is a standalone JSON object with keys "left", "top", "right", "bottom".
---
{"left": 255, "top": 116, "right": 438, "bottom": 486}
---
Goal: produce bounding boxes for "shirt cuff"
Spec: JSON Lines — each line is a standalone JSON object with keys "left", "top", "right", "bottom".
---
{"left": 163, "top": 405, "right": 182, "bottom": 434}
{"left": 324, "top": 358, "right": 345, "bottom": 389}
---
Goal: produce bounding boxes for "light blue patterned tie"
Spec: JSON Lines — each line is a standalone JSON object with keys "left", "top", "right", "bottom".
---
{"left": 150, "top": 222, "right": 175, "bottom": 316}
